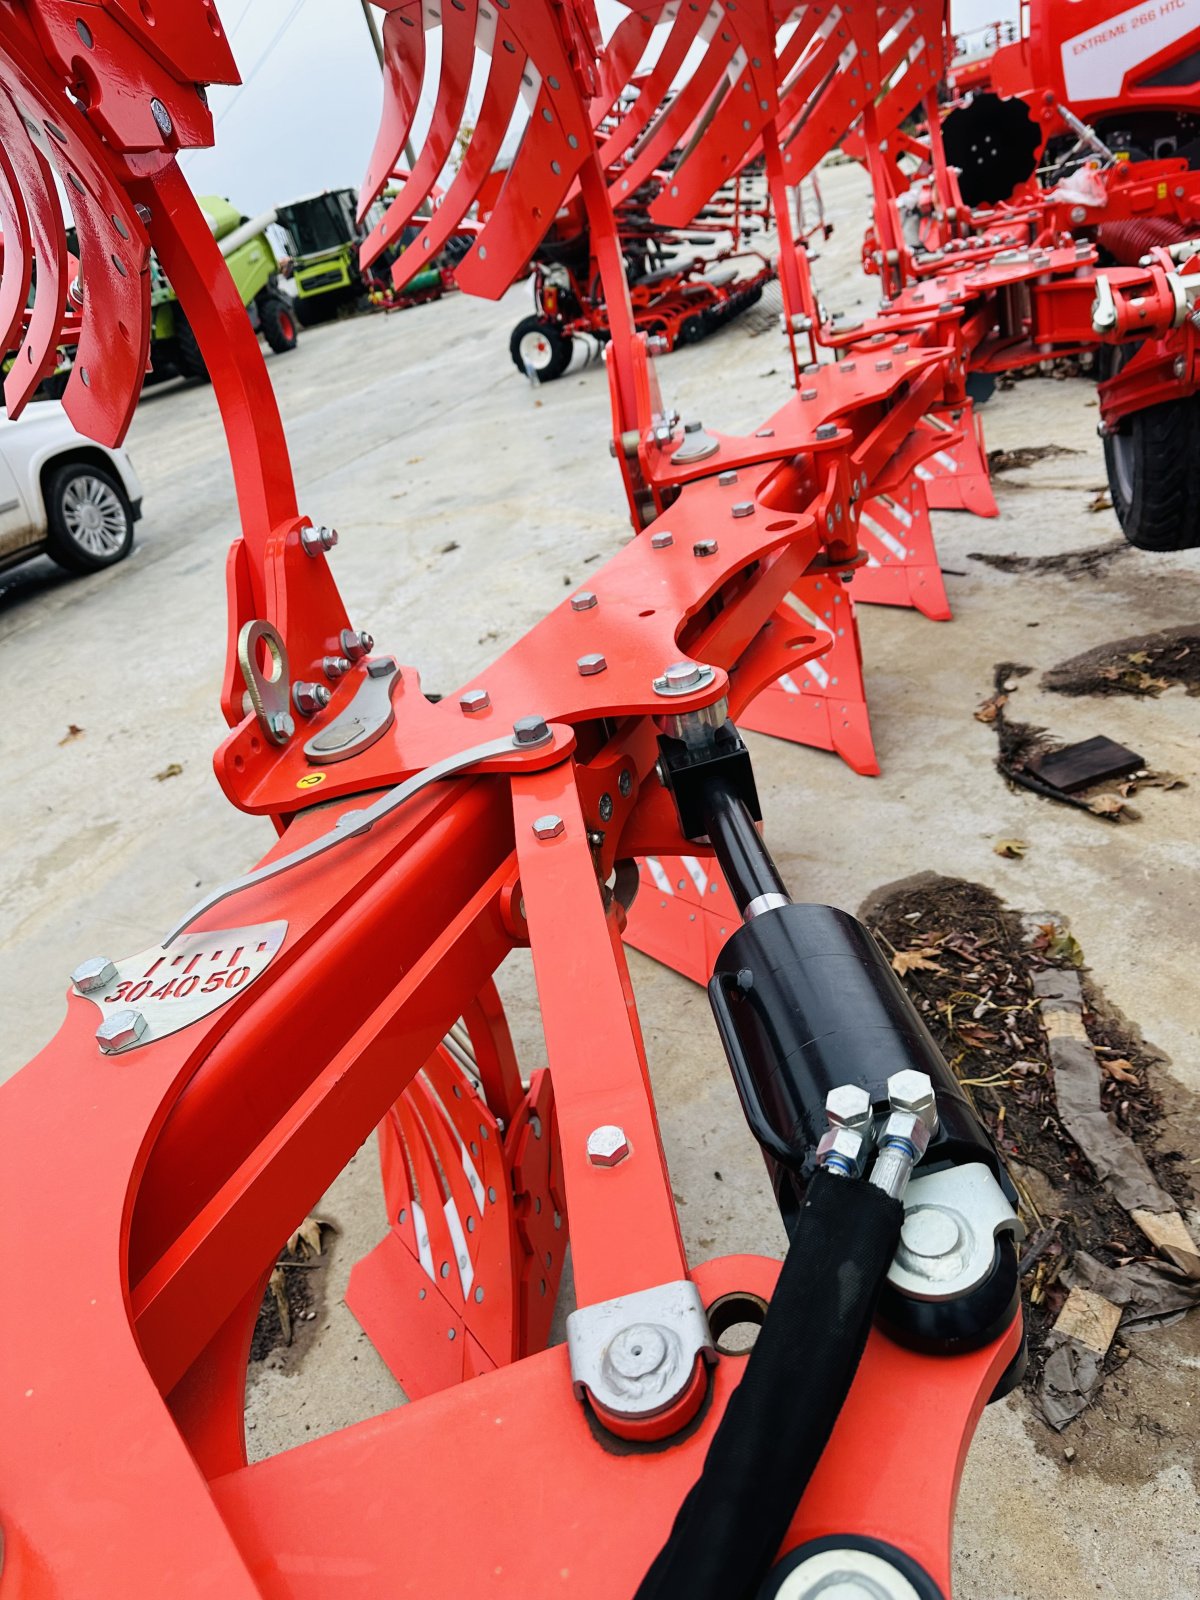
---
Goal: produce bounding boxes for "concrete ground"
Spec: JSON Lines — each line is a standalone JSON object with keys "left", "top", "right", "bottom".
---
{"left": 2, "top": 159, "right": 1198, "bottom": 1597}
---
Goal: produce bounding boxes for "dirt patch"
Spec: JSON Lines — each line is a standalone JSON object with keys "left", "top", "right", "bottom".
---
{"left": 968, "top": 540, "right": 1130, "bottom": 579}
{"left": 250, "top": 1217, "right": 334, "bottom": 1364}
{"left": 1041, "top": 626, "right": 1200, "bottom": 698}
{"left": 987, "top": 444, "right": 1083, "bottom": 473}
{"left": 858, "top": 872, "right": 1198, "bottom": 1403}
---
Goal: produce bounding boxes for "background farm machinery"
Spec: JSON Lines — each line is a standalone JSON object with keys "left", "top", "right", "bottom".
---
{"left": 1, "top": 2, "right": 1198, "bottom": 1598}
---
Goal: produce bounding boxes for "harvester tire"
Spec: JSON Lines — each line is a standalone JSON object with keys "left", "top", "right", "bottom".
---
{"left": 294, "top": 294, "right": 338, "bottom": 328}
{"left": 258, "top": 290, "right": 299, "bottom": 353}
{"left": 173, "top": 309, "right": 210, "bottom": 383}
{"left": 1104, "top": 398, "right": 1200, "bottom": 551}
{"left": 510, "top": 315, "right": 572, "bottom": 381}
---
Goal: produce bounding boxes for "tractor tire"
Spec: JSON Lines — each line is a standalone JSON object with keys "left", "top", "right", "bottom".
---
{"left": 294, "top": 294, "right": 338, "bottom": 328}
{"left": 257, "top": 290, "right": 299, "bottom": 353}
{"left": 1104, "top": 398, "right": 1200, "bottom": 550}
{"left": 509, "top": 315, "right": 572, "bottom": 381}
{"left": 173, "top": 309, "right": 210, "bottom": 383}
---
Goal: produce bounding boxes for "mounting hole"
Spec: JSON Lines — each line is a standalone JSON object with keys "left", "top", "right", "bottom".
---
{"left": 765, "top": 519, "right": 794, "bottom": 533}
{"left": 639, "top": 608, "right": 656, "bottom": 618}
{"left": 707, "top": 1290, "right": 768, "bottom": 1355}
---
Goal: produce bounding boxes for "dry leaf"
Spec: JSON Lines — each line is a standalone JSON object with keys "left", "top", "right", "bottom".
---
{"left": 1087, "top": 793, "right": 1126, "bottom": 817}
{"left": 1126, "top": 651, "right": 1150, "bottom": 666}
{"left": 1042, "top": 925, "right": 1084, "bottom": 966}
{"left": 891, "top": 948, "right": 943, "bottom": 976}
{"left": 1088, "top": 490, "right": 1113, "bottom": 512}
{"left": 58, "top": 724, "right": 84, "bottom": 745}
{"left": 1140, "top": 771, "right": 1185, "bottom": 791}
{"left": 268, "top": 1266, "right": 292, "bottom": 1345}
{"left": 974, "top": 693, "right": 1008, "bottom": 724}
{"left": 1102, "top": 1058, "right": 1139, "bottom": 1085}
{"left": 154, "top": 762, "right": 183, "bottom": 782}
{"left": 993, "top": 838, "right": 1028, "bottom": 859}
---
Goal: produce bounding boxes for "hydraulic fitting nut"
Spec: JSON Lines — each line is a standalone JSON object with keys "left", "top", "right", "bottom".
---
{"left": 817, "top": 1125, "right": 869, "bottom": 1178}
{"left": 825, "top": 1084, "right": 874, "bottom": 1132}
{"left": 879, "top": 1109, "right": 934, "bottom": 1161}
{"left": 886, "top": 1069, "right": 938, "bottom": 1132}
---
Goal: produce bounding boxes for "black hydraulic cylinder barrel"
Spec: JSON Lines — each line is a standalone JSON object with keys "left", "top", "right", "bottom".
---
{"left": 699, "top": 774, "right": 788, "bottom": 915}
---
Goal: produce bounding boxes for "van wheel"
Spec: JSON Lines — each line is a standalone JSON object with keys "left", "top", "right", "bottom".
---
{"left": 45, "top": 461, "right": 134, "bottom": 573}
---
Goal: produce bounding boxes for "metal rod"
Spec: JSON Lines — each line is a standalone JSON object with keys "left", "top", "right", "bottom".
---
{"left": 698, "top": 775, "right": 790, "bottom": 921}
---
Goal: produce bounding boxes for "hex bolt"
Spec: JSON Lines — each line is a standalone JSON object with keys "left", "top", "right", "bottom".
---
{"left": 718, "top": 470, "right": 738, "bottom": 486}
{"left": 875, "top": 358, "right": 893, "bottom": 372}
{"left": 731, "top": 502, "right": 754, "bottom": 518}
{"left": 323, "top": 654, "right": 352, "bottom": 680}
{"left": 598, "top": 792, "right": 614, "bottom": 822}
{"left": 460, "top": 688, "right": 491, "bottom": 714}
{"left": 587, "top": 1124, "right": 630, "bottom": 1166}
{"left": 71, "top": 956, "right": 117, "bottom": 993}
{"left": 887, "top": 1069, "right": 938, "bottom": 1126}
{"left": 694, "top": 537, "right": 719, "bottom": 556}
{"left": 839, "top": 361, "right": 856, "bottom": 373}
{"left": 755, "top": 427, "right": 775, "bottom": 438}
{"left": 300, "top": 524, "right": 338, "bottom": 557}
{"left": 293, "top": 680, "right": 331, "bottom": 717}
{"left": 571, "top": 591, "right": 598, "bottom": 611}
{"left": 800, "top": 387, "right": 818, "bottom": 401}
{"left": 815, "top": 423, "right": 839, "bottom": 441}
{"left": 340, "top": 628, "right": 373, "bottom": 661}
{"left": 532, "top": 814, "right": 565, "bottom": 840}
{"left": 149, "top": 97, "right": 173, "bottom": 138}
{"left": 684, "top": 418, "right": 703, "bottom": 434}
{"left": 269, "top": 711, "right": 296, "bottom": 741}
{"left": 577, "top": 653, "right": 607, "bottom": 676}
{"left": 95, "top": 1007, "right": 148, "bottom": 1055}
{"left": 618, "top": 769, "right": 633, "bottom": 797}
{"left": 367, "top": 658, "right": 396, "bottom": 679}
{"left": 651, "top": 530, "right": 674, "bottom": 549}
{"left": 513, "top": 715, "right": 551, "bottom": 746}
{"left": 826, "top": 1084, "right": 874, "bottom": 1131}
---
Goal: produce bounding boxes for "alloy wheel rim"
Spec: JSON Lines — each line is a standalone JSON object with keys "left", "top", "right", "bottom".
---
{"left": 61, "top": 475, "right": 127, "bottom": 556}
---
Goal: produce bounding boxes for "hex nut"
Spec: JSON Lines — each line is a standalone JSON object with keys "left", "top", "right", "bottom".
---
{"left": 571, "top": 591, "right": 598, "bottom": 612}
{"left": 293, "top": 681, "right": 331, "bottom": 717}
{"left": 324, "top": 654, "right": 352, "bottom": 679}
{"left": 72, "top": 956, "right": 117, "bottom": 994}
{"left": 300, "top": 524, "right": 338, "bottom": 556}
{"left": 825, "top": 1084, "right": 873, "bottom": 1131}
{"left": 887, "top": 1069, "right": 938, "bottom": 1130}
{"left": 460, "top": 689, "right": 491, "bottom": 714}
{"left": 532, "top": 814, "right": 565, "bottom": 840}
{"left": 587, "top": 1125, "right": 630, "bottom": 1166}
{"left": 96, "top": 1007, "right": 148, "bottom": 1055}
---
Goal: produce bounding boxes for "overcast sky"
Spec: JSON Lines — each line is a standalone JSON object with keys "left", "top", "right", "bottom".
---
{"left": 180, "top": 0, "right": 1020, "bottom": 217}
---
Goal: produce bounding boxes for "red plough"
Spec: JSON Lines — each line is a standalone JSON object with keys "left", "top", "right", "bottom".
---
{"left": 2, "top": 6, "right": 1039, "bottom": 1598}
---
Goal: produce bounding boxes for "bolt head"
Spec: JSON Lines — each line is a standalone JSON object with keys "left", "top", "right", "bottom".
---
{"left": 755, "top": 427, "right": 775, "bottom": 438}
{"left": 460, "top": 688, "right": 490, "bottom": 714}
{"left": 684, "top": 418, "right": 703, "bottom": 433}
{"left": 826, "top": 1084, "right": 873, "bottom": 1130}
{"left": 618, "top": 769, "right": 633, "bottom": 797}
{"left": 731, "top": 502, "right": 754, "bottom": 518}
{"left": 149, "top": 97, "right": 173, "bottom": 137}
{"left": 532, "top": 813, "right": 565, "bottom": 840}
{"left": 718, "top": 470, "right": 738, "bottom": 486}
{"left": 651, "top": 530, "right": 674, "bottom": 549}
{"left": 801, "top": 387, "right": 818, "bottom": 401}
{"left": 815, "top": 423, "right": 838, "bottom": 441}
{"left": 661, "top": 661, "right": 701, "bottom": 692}
{"left": 72, "top": 956, "right": 117, "bottom": 993}
{"left": 694, "top": 538, "right": 719, "bottom": 556}
{"left": 587, "top": 1124, "right": 629, "bottom": 1166}
{"left": 817, "top": 1125, "right": 868, "bottom": 1174}
{"left": 577, "top": 653, "right": 607, "bottom": 676}
{"left": 96, "top": 1007, "right": 147, "bottom": 1055}
{"left": 598, "top": 791, "right": 614, "bottom": 822}
{"left": 269, "top": 711, "right": 296, "bottom": 741}
{"left": 881, "top": 1108, "right": 934, "bottom": 1158}
{"left": 513, "top": 715, "right": 552, "bottom": 746}
{"left": 887, "top": 1069, "right": 938, "bottom": 1129}
{"left": 571, "top": 591, "right": 598, "bottom": 611}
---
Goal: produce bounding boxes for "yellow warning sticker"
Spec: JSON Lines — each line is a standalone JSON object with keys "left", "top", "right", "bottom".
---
{"left": 296, "top": 772, "right": 327, "bottom": 789}
{"left": 1158, "top": 181, "right": 1168, "bottom": 199}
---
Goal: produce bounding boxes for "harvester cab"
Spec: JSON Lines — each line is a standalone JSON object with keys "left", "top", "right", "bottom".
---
{"left": 149, "top": 194, "right": 297, "bottom": 383}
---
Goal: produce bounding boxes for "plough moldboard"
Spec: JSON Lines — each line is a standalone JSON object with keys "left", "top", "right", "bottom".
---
{"left": 2, "top": 2, "right": 1199, "bottom": 1596}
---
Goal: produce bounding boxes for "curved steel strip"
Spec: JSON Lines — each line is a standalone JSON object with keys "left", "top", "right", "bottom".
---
{"left": 367, "top": 33, "right": 528, "bottom": 278}
{"left": 372, "top": 0, "right": 480, "bottom": 250}
{"left": 0, "top": 140, "right": 33, "bottom": 358}
{"left": 609, "top": 22, "right": 736, "bottom": 202}
{"left": 0, "top": 90, "right": 67, "bottom": 416}
{"left": 588, "top": 3, "right": 658, "bottom": 128}
{"left": 598, "top": 0, "right": 707, "bottom": 167}
{"left": 359, "top": 2, "right": 426, "bottom": 219}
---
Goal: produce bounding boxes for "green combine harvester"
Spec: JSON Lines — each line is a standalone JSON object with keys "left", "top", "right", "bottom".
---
{"left": 148, "top": 195, "right": 298, "bottom": 382}
{"left": 274, "top": 187, "right": 459, "bottom": 325}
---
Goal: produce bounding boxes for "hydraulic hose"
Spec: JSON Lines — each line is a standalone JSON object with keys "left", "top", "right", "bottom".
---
{"left": 633, "top": 1169, "right": 903, "bottom": 1600}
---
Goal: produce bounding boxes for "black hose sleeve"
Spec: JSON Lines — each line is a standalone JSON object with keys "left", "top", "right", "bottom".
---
{"left": 634, "top": 1170, "right": 903, "bottom": 1600}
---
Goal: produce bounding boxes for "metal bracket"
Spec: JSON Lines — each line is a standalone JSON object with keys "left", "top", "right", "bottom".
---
{"left": 163, "top": 722, "right": 556, "bottom": 945}
{"left": 76, "top": 921, "right": 287, "bottom": 1055}
{"left": 887, "top": 1162, "right": 1024, "bottom": 1303}
{"left": 566, "top": 1279, "right": 716, "bottom": 1422}
{"left": 304, "top": 657, "right": 402, "bottom": 764}
{"left": 238, "top": 620, "right": 294, "bottom": 745}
